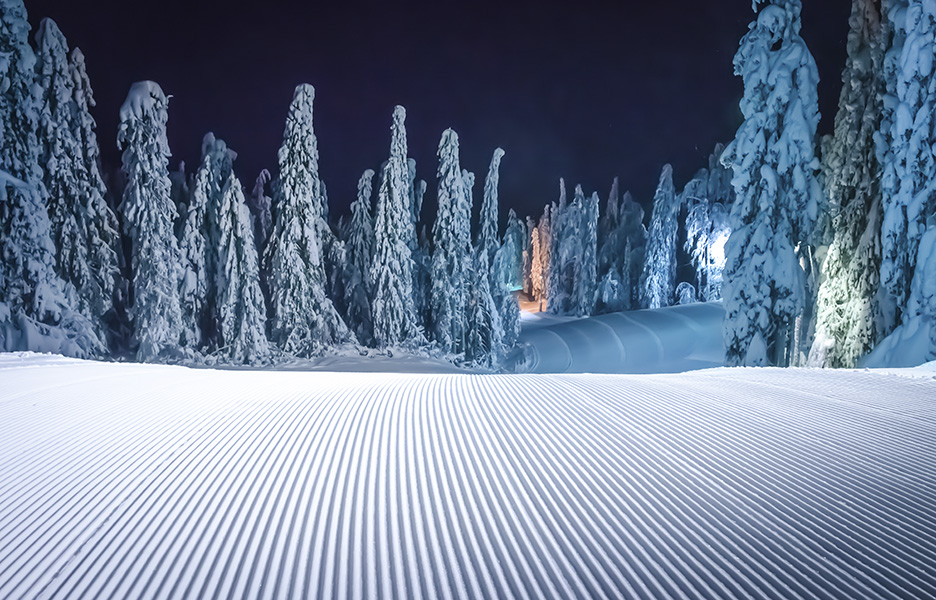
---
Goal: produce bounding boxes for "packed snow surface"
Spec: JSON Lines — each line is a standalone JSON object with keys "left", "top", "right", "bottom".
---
{"left": 1, "top": 353, "right": 934, "bottom": 599}
{"left": 510, "top": 302, "right": 726, "bottom": 373}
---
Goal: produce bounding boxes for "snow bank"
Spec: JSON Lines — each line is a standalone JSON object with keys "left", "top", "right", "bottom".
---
{"left": 0, "top": 354, "right": 933, "bottom": 599}
{"left": 509, "top": 302, "right": 726, "bottom": 373}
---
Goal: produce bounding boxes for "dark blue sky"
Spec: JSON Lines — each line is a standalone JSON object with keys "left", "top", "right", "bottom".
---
{"left": 29, "top": 0, "right": 851, "bottom": 222}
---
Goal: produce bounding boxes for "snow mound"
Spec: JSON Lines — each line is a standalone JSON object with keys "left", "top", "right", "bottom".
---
{"left": 2, "top": 355, "right": 933, "bottom": 598}
{"left": 509, "top": 302, "right": 726, "bottom": 373}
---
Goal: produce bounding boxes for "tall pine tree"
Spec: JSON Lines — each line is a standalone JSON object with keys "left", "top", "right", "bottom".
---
{"left": 118, "top": 81, "right": 185, "bottom": 362}
{"left": 345, "top": 169, "right": 376, "bottom": 345}
{"left": 430, "top": 128, "right": 472, "bottom": 353}
{"left": 265, "top": 84, "right": 353, "bottom": 356}
{"left": 720, "top": 0, "right": 823, "bottom": 366}
{"left": 35, "top": 19, "right": 120, "bottom": 345}
{"left": 371, "top": 106, "right": 424, "bottom": 348}
{"left": 811, "top": 0, "right": 888, "bottom": 368}
{"left": 0, "top": 2, "right": 103, "bottom": 357}
{"left": 640, "top": 165, "right": 679, "bottom": 309}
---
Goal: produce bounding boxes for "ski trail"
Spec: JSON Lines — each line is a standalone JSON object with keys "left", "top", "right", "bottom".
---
{"left": 0, "top": 359, "right": 934, "bottom": 599}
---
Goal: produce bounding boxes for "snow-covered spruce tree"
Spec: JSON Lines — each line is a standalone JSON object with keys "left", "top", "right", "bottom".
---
{"left": 0, "top": 2, "right": 104, "bottom": 357}
{"left": 479, "top": 147, "right": 505, "bottom": 268}
{"left": 264, "top": 84, "right": 353, "bottom": 356}
{"left": 640, "top": 164, "right": 680, "bottom": 309}
{"left": 118, "top": 81, "right": 186, "bottom": 362}
{"left": 35, "top": 20, "right": 120, "bottom": 344}
{"left": 720, "top": 0, "right": 822, "bottom": 367}
{"left": 571, "top": 190, "right": 599, "bottom": 316}
{"left": 248, "top": 168, "right": 273, "bottom": 254}
{"left": 683, "top": 164, "right": 731, "bottom": 303}
{"left": 545, "top": 180, "right": 568, "bottom": 314}
{"left": 880, "top": 0, "right": 935, "bottom": 328}
{"left": 493, "top": 209, "right": 524, "bottom": 349}
{"left": 345, "top": 169, "right": 375, "bottom": 345}
{"left": 596, "top": 179, "right": 627, "bottom": 314}
{"left": 429, "top": 128, "right": 472, "bottom": 354}
{"left": 619, "top": 191, "right": 648, "bottom": 311}
{"left": 810, "top": 0, "right": 887, "bottom": 368}
{"left": 213, "top": 172, "right": 270, "bottom": 363}
{"left": 371, "top": 106, "right": 424, "bottom": 348}
{"left": 178, "top": 132, "right": 235, "bottom": 349}
{"left": 466, "top": 244, "right": 504, "bottom": 367}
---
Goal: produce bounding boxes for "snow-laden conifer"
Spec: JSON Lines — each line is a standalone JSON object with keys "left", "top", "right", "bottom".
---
{"left": 0, "top": 3, "right": 104, "bottom": 357}
{"left": 479, "top": 148, "right": 505, "bottom": 268}
{"left": 880, "top": 0, "right": 933, "bottom": 324}
{"left": 248, "top": 168, "right": 273, "bottom": 254}
{"left": 345, "top": 169, "right": 375, "bottom": 345}
{"left": 118, "top": 81, "right": 185, "bottom": 362}
{"left": 178, "top": 132, "right": 235, "bottom": 349}
{"left": 465, "top": 244, "right": 503, "bottom": 367}
{"left": 640, "top": 165, "right": 680, "bottom": 309}
{"left": 545, "top": 180, "right": 567, "bottom": 313}
{"left": 371, "top": 107, "right": 424, "bottom": 348}
{"left": 213, "top": 173, "right": 270, "bottom": 363}
{"left": 493, "top": 209, "right": 524, "bottom": 349}
{"left": 682, "top": 158, "right": 731, "bottom": 303}
{"left": 264, "top": 84, "right": 353, "bottom": 356}
{"left": 571, "top": 190, "right": 599, "bottom": 316}
{"left": 811, "top": 0, "right": 888, "bottom": 368}
{"left": 35, "top": 20, "right": 120, "bottom": 343}
{"left": 720, "top": 0, "right": 822, "bottom": 366}
{"left": 429, "top": 129, "right": 472, "bottom": 353}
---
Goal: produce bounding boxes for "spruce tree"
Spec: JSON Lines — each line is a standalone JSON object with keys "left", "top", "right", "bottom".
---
{"left": 545, "top": 180, "right": 567, "bottom": 313}
{"left": 1, "top": 2, "right": 103, "bottom": 357}
{"left": 118, "top": 81, "right": 185, "bottom": 361}
{"left": 371, "top": 107, "right": 424, "bottom": 348}
{"left": 466, "top": 244, "right": 503, "bottom": 367}
{"left": 248, "top": 168, "right": 273, "bottom": 254}
{"left": 720, "top": 0, "right": 823, "bottom": 366}
{"left": 479, "top": 148, "right": 505, "bottom": 268}
{"left": 640, "top": 164, "right": 679, "bottom": 309}
{"left": 429, "top": 128, "right": 471, "bottom": 353}
{"left": 880, "top": 0, "right": 934, "bottom": 325}
{"left": 811, "top": 0, "right": 888, "bottom": 368}
{"left": 213, "top": 172, "right": 270, "bottom": 363}
{"left": 345, "top": 169, "right": 375, "bottom": 345}
{"left": 35, "top": 20, "right": 120, "bottom": 344}
{"left": 493, "top": 209, "right": 524, "bottom": 349}
{"left": 264, "top": 84, "right": 353, "bottom": 356}
{"left": 178, "top": 132, "right": 235, "bottom": 349}
{"left": 571, "top": 190, "right": 599, "bottom": 316}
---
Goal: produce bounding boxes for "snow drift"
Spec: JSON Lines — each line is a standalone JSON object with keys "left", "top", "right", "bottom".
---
{"left": 1, "top": 353, "right": 934, "bottom": 599}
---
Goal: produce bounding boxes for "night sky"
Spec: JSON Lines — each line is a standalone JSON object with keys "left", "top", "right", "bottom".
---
{"left": 29, "top": 0, "right": 851, "bottom": 223}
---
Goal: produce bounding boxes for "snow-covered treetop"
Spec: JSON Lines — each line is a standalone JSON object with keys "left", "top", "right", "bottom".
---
{"left": 753, "top": 0, "right": 802, "bottom": 33}
{"left": 119, "top": 81, "right": 168, "bottom": 124}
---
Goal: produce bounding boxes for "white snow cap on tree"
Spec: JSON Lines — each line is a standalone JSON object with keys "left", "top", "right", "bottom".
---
{"left": 265, "top": 83, "right": 354, "bottom": 356}
{"left": 118, "top": 80, "right": 186, "bottom": 362}
{"left": 720, "top": 0, "right": 822, "bottom": 367}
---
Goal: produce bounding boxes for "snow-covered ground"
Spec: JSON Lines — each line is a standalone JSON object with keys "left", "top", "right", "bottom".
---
{"left": 1, "top": 352, "right": 934, "bottom": 599}
{"left": 510, "top": 302, "right": 726, "bottom": 374}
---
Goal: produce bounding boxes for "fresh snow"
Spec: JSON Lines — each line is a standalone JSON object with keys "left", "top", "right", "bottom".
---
{"left": 1, "top": 352, "right": 934, "bottom": 599}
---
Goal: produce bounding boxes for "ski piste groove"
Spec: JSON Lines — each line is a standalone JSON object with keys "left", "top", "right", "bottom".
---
{"left": 0, "top": 358, "right": 934, "bottom": 599}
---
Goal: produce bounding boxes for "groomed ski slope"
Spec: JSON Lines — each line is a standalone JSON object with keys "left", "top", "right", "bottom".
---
{"left": 1, "top": 354, "right": 935, "bottom": 599}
